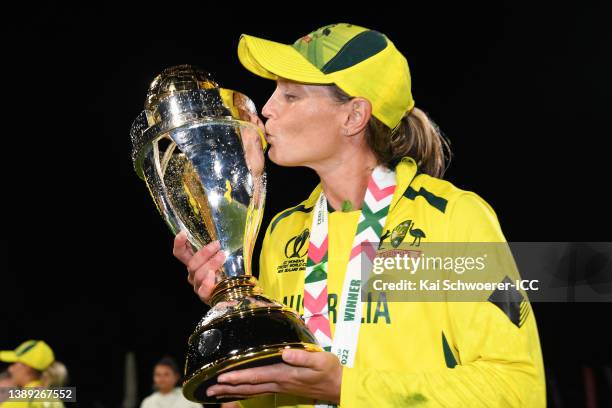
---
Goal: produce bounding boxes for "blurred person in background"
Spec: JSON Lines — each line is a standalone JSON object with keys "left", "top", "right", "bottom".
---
{"left": 0, "top": 340, "right": 65, "bottom": 407}
{"left": 140, "top": 357, "right": 201, "bottom": 408}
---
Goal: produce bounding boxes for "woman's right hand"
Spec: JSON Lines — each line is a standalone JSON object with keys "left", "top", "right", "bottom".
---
{"left": 173, "top": 231, "right": 226, "bottom": 305}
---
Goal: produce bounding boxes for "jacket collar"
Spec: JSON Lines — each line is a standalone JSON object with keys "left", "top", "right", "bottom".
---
{"left": 302, "top": 156, "right": 419, "bottom": 211}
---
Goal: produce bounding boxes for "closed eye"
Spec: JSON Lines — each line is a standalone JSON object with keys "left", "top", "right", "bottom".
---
{"left": 284, "top": 93, "right": 298, "bottom": 101}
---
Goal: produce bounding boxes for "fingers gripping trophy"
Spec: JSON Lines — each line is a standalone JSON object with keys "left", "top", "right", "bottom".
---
{"left": 130, "top": 65, "right": 321, "bottom": 403}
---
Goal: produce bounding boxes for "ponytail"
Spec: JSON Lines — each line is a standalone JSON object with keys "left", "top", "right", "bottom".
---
{"left": 41, "top": 361, "right": 68, "bottom": 387}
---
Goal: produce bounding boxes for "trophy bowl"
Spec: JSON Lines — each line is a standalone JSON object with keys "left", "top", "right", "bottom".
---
{"left": 130, "top": 65, "right": 321, "bottom": 403}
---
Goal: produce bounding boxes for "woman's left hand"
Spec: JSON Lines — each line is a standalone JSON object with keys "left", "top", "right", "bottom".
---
{"left": 206, "top": 349, "right": 343, "bottom": 404}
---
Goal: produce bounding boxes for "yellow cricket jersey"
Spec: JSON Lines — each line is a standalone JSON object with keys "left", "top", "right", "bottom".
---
{"left": 240, "top": 157, "right": 546, "bottom": 407}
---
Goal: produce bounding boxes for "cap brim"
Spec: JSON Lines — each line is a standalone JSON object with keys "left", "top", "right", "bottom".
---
{"left": 0, "top": 351, "right": 18, "bottom": 363}
{"left": 238, "top": 34, "right": 333, "bottom": 84}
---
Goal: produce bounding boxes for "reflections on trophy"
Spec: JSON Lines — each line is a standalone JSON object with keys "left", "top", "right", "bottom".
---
{"left": 131, "top": 65, "right": 320, "bottom": 403}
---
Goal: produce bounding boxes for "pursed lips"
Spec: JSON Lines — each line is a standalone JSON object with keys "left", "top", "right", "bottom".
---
{"left": 264, "top": 130, "right": 274, "bottom": 144}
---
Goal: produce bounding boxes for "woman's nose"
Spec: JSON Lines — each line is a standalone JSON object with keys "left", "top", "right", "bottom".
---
{"left": 262, "top": 97, "right": 275, "bottom": 119}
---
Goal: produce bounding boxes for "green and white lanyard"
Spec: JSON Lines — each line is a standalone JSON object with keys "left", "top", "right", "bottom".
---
{"left": 303, "top": 166, "right": 396, "bottom": 405}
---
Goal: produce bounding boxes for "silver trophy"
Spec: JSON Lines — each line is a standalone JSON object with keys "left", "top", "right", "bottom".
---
{"left": 131, "top": 65, "right": 320, "bottom": 403}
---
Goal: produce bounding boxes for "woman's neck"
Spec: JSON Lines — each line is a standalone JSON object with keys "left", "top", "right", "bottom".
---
{"left": 314, "top": 149, "right": 378, "bottom": 211}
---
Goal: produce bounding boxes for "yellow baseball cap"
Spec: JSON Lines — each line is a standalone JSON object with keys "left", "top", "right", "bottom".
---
{"left": 0, "top": 340, "right": 55, "bottom": 371}
{"left": 237, "top": 23, "right": 414, "bottom": 130}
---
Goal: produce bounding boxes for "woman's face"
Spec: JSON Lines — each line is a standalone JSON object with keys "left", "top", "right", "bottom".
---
{"left": 8, "top": 363, "right": 37, "bottom": 387}
{"left": 261, "top": 79, "right": 347, "bottom": 168}
{"left": 153, "top": 364, "right": 179, "bottom": 394}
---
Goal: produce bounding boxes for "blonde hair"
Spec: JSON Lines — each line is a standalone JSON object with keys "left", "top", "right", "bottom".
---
{"left": 328, "top": 85, "right": 452, "bottom": 178}
{"left": 41, "top": 361, "right": 68, "bottom": 387}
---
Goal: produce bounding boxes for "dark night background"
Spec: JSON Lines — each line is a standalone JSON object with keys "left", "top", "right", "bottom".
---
{"left": 1, "top": 2, "right": 611, "bottom": 407}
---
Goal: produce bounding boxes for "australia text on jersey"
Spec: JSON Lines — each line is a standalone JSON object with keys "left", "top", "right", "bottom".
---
{"left": 282, "top": 291, "right": 391, "bottom": 324}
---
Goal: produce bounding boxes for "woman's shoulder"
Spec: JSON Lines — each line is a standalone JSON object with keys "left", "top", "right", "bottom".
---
{"left": 394, "top": 156, "right": 492, "bottom": 218}
{"left": 408, "top": 170, "right": 468, "bottom": 204}
{"left": 413, "top": 173, "right": 497, "bottom": 218}
{"left": 396, "top": 170, "right": 504, "bottom": 242}
{"left": 408, "top": 172, "right": 506, "bottom": 243}
{"left": 393, "top": 156, "right": 479, "bottom": 212}
{"left": 265, "top": 184, "right": 321, "bottom": 237}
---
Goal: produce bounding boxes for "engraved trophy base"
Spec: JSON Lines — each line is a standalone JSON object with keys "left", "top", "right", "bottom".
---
{"left": 182, "top": 276, "right": 322, "bottom": 403}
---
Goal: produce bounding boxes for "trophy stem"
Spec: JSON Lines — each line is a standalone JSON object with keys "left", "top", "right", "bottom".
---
{"left": 209, "top": 276, "right": 263, "bottom": 307}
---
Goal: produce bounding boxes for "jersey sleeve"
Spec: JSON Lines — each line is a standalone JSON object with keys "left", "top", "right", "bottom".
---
{"left": 255, "top": 217, "right": 279, "bottom": 299}
{"left": 338, "top": 193, "right": 546, "bottom": 407}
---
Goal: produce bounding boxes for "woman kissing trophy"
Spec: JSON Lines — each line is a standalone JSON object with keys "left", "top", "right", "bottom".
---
{"left": 130, "top": 65, "right": 320, "bottom": 403}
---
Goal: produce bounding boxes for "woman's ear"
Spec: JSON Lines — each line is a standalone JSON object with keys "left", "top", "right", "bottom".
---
{"left": 343, "top": 97, "right": 372, "bottom": 136}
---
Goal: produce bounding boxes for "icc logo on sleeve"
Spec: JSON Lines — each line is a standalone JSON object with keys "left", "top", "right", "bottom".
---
{"left": 277, "top": 229, "right": 310, "bottom": 274}
{"left": 285, "top": 229, "right": 309, "bottom": 258}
